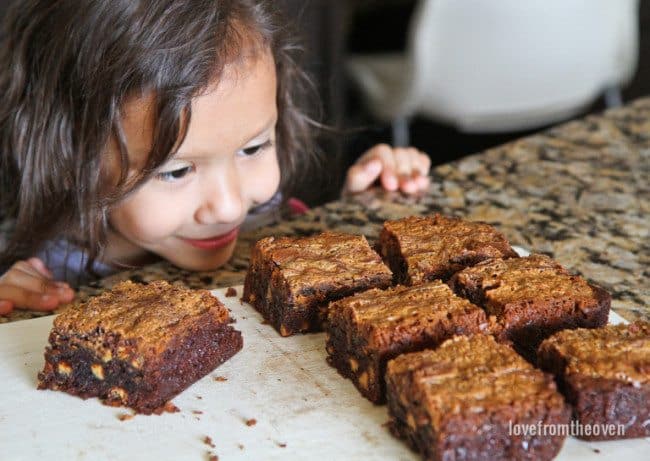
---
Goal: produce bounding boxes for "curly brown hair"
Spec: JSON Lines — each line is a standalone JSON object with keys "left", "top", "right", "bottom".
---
{"left": 0, "top": 0, "right": 320, "bottom": 274}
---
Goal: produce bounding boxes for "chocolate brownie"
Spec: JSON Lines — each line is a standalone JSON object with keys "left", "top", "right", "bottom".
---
{"left": 38, "top": 280, "right": 243, "bottom": 414}
{"left": 378, "top": 214, "right": 518, "bottom": 285}
{"left": 243, "top": 232, "right": 392, "bottom": 337}
{"left": 450, "top": 254, "right": 610, "bottom": 360}
{"left": 386, "top": 335, "right": 570, "bottom": 461}
{"left": 538, "top": 322, "right": 650, "bottom": 440}
{"left": 325, "top": 281, "right": 488, "bottom": 403}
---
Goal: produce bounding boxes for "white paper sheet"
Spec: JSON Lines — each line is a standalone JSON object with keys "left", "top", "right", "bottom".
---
{"left": 0, "top": 283, "right": 646, "bottom": 461}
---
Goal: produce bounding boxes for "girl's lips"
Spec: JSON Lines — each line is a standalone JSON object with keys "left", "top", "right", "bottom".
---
{"left": 180, "top": 228, "right": 239, "bottom": 250}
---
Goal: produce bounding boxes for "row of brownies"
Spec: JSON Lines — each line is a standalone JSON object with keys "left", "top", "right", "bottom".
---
{"left": 243, "top": 214, "right": 650, "bottom": 461}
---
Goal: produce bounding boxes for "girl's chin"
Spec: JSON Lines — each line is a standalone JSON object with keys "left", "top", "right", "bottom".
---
{"left": 164, "top": 243, "right": 236, "bottom": 272}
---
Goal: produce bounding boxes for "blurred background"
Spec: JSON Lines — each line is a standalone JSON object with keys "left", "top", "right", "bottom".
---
{"left": 279, "top": 0, "right": 650, "bottom": 204}
{"left": 1, "top": 0, "right": 647, "bottom": 205}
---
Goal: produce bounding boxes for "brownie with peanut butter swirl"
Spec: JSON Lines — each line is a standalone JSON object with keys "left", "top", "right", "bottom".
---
{"left": 538, "top": 322, "right": 650, "bottom": 440}
{"left": 377, "top": 214, "right": 518, "bottom": 286}
{"left": 449, "top": 254, "right": 611, "bottom": 360}
{"left": 38, "top": 280, "right": 242, "bottom": 414}
{"left": 243, "top": 232, "right": 392, "bottom": 337}
{"left": 386, "top": 335, "right": 570, "bottom": 461}
{"left": 325, "top": 280, "right": 489, "bottom": 403}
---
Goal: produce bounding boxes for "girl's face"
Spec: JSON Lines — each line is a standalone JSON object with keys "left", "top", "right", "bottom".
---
{"left": 105, "top": 51, "right": 280, "bottom": 271}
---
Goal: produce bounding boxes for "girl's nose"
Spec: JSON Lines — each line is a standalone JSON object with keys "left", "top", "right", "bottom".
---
{"left": 194, "top": 175, "right": 244, "bottom": 225}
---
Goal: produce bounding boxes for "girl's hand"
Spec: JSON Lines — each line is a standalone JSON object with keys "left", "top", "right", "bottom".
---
{"left": 343, "top": 144, "right": 431, "bottom": 195}
{"left": 0, "top": 258, "right": 75, "bottom": 315}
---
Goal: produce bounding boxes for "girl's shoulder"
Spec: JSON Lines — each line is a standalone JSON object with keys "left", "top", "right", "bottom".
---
{"left": 36, "top": 239, "right": 117, "bottom": 287}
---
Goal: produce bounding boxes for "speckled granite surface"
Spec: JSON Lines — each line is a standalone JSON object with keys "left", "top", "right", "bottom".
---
{"left": 2, "top": 99, "right": 648, "bottom": 324}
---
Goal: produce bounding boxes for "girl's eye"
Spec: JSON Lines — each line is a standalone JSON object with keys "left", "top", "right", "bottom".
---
{"left": 240, "top": 140, "right": 273, "bottom": 157}
{"left": 156, "top": 165, "right": 194, "bottom": 182}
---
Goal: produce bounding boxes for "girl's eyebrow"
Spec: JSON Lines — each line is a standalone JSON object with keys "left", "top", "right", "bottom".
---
{"left": 173, "top": 115, "right": 277, "bottom": 160}
{"left": 241, "top": 115, "right": 278, "bottom": 144}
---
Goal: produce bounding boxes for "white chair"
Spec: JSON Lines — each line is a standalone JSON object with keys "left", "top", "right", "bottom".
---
{"left": 347, "top": 0, "right": 639, "bottom": 145}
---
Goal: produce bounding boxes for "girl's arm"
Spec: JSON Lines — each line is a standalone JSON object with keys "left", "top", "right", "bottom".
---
{"left": 343, "top": 144, "right": 431, "bottom": 195}
{"left": 0, "top": 257, "right": 75, "bottom": 314}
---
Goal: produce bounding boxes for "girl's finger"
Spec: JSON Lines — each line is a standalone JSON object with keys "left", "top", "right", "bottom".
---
{"left": 1, "top": 266, "right": 74, "bottom": 301}
{"left": 344, "top": 159, "right": 383, "bottom": 194}
{"left": 354, "top": 143, "right": 391, "bottom": 165}
{"left": 398, "top": 149, "right": 431, "bottom": 194}
{"left": 415, "top": 174, "right": 431, "bottom": 190}
{"left": 398, "top": 172, "right": 421, "bottom": 194}
{"left": 393, "top": 148, "right": 415, "bottom": 178}
{"left": 412, "top": 150, "right": 431, "bottom": 176}
{"left": 26, "top": 257, "right": 53, "bottom": 279}
{"left": 0, "top": 300, "right": 13, "bottom": 315}
{"left": 9, "top": 260, "right": 48, "bottom": 280}
{"left": 367, "top": 145, "right": 398, "bottom": 191}
{"left": 0, "top": 284, "right": 61, "bottom": 311}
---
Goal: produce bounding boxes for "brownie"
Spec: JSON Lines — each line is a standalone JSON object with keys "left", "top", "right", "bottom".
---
{"left": 538, "top": 322, "right": 650, "bottom": 440}
{"left": 38, "top": 280, "right": 243, "bottom": 414}
{"left": 386, "top": 335, "right": 570, "bottom": 461}
{"left": 378, "top": 214, "right": 518, "bottom": 285}
{"left": 243, "top": 232, "right": 392, "bottom": 336}
{"left": 450, "top": 254, "right": 610, "bottom": 360}
{"left": 325, "top": 280, "right": 488, "bottom": 403}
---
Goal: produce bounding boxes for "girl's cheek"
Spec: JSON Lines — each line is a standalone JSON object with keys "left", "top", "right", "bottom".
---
{"left": 112, "top": 189, "right": 189, "bottom": 242}
{"left": 244, "top": 149, "right": 281, "bottom": 205}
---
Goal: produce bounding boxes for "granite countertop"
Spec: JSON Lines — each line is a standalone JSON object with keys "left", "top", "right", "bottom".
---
{"left": 2, "top": 99, "right": 648, "bottom": 324}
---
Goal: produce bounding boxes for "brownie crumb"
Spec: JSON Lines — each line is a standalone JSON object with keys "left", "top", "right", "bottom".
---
{"left": 196, "top": 395, "right": 203, "bottom": 400}
{"left": 225, "top": 287, "right": 237, "bottom": 297}
{"left": 593, "top": 448, "right": 601, "bottom": 454}
{"left": 192, "top": 410, "right": 203, "bottom": 415}
{"left": 117, "top": 413, "right": 134, "bottom": 421}
{"left": 237, "top": 443, "right": 244, "bottom": 450}
{"left": 275, "top": 441, "right": 287, "bottom": 448}
{"left": 207, "top": 453, "right": 219, "bottom": 461}
{"left": 203, "top": 436, "right": 216, "bottom": 448}
{"left": 161, "top": 402, "right": 180, "bottom": 414}
{"left": 213, "top": 376, "right": 228, "bottom": 382}
{"left": 245, "top": 418, "right": 257, "bottom": 426}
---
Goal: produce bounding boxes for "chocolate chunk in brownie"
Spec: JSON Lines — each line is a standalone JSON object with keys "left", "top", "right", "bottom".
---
{"left": 450, "top": 254, "right": 610, "bottom": 360}
{"left": 386, "top": 335, "right": 570, "bottom": 461}
{"left": 243, "top": 232, "right": 392, "bottom": 336}
{"left": 378, "top": 214, "right": 517, "bottom": 285}
{"left": 38, "top": 280, "right": 243, "bottom": 414}
{"left": 326, "top": 281, "right": 488, "bottom": 403}
{"left": 538, "top": 322, "right": 650, "bottom": 440}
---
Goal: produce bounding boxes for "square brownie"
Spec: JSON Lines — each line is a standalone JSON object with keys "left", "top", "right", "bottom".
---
{"left": 325, "top": 280, "right": 488, "bottom": 403}
{"left": 538, "top": 322, "right": 650, "bottom": 440}
{"left": 386, "top": 335, "right": 570, "bottom": 461}
{"left": 243, "top": 232, "right": 392, "bottom": 337}
{"left": 38, "top": 280, "right": 243, "bottom": 414}
{"left": 378, "top": 214, "right": 518, "bottom": 285}
{"left": 449, "top": 254, "right": 610, "bottom": 360}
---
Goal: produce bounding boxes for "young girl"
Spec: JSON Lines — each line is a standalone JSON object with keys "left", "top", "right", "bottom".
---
{"left": 0, "top": 0, "right": 431, "bottom": 315}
